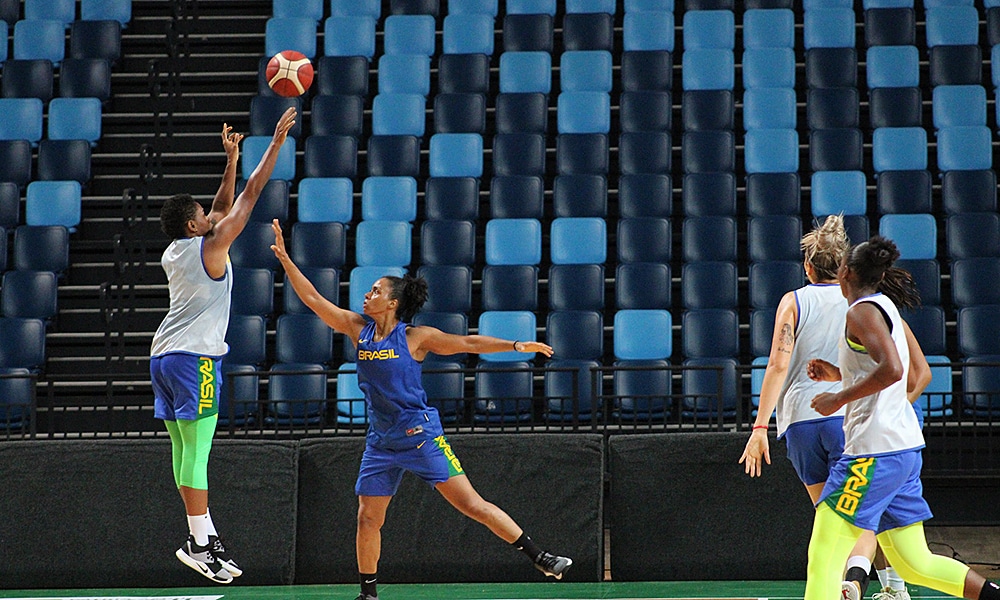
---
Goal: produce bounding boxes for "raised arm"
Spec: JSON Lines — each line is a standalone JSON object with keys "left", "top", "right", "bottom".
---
{"left": 205, "top": 123, "right": 243, "bottom": 222}
{"left": 407, "top": 326, "right": 553, "bottom": 362}
{"left": 270, "top": 219, "right": 367, "bottom": 343}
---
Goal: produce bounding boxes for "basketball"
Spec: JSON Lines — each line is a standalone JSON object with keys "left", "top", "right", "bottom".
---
{"left": 265, "top": 50, "right": 314, "bottom": 97}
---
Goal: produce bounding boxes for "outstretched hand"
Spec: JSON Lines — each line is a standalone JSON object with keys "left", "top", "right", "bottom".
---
{"left": 221, "top": 123, "right": 243, "bottom": 160}
{"left": 270, "top": 219, "right": 290, "bottom": 264}
{"left": 516, "top": 340, "right": 554, "bottom": 357}
{"left": 272, "top": 107, "right": 297, "bottom": 144}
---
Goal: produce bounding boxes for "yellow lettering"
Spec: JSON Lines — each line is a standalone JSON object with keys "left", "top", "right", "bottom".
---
{"left": 359, "top": 348, "right": 400, "bottom": 361}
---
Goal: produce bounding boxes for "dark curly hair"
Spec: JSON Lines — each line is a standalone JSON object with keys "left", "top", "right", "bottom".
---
{"left": 845, "top": 236, "right": 921, "bottom": 310}
{"left": 383, "top": 274, "right": 428, "bottom": 322}
{"left": 160, "top": 193, "right": 200, "bottom": 240}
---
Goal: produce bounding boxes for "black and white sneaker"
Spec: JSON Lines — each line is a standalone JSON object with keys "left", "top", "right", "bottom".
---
{"left": 175, "top": 536, "right": 233, "bottom": 584}
{"left": 354, "top": 595, "right": 378, "bottom": 600}
{"left": 208, "top": 535, "right": 242, "bottom": 577}
{"left": 534, "top": 551, "right": 573, "bottom": 579}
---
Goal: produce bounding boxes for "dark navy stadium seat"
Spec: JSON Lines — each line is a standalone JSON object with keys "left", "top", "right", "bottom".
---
{"left": 315, "top": 56, "right": 369, "bottom": 96}
{"left": 681, "top": 90, "right": 734, "bottom": 131}
{"left": 420, "top": 219, "right": 476, "bottom": 266}
{"left": 493, "top": 133, "right": 546, "bottom": 176}
{"left": 621, "top": 51, "right": 673, "bottom": 91}
{"left": 481, "top": 265, "right": 538, "bottom": 311}
{"left": 749, "top": 261, "right": 804, "bottom": 310}
{"left": 682, "top": 130, "right": 735, "bottom": 174}
{"left": 809, "top": 128, "right": 863, "bottom": 171}
{"left": 619, "top": 131, "right": 671, "bottom": 175}
{"left": 562, "top": 13, "right": 613, "bottom": 51}
{"left": 367, "top": 135, "right": 421, "bottom": 177}
{"left": 807, "top": 87, "right": 859, "bottom": 129}
{"left": 490, "top": 175, "right": 544, "bottom": 219}
{"left": 284, "top": 267, "right": 340, "bottom": 315}
{"left": 941, "top": 170, "right": 997, "bottom": 215}
{"left": 546, "top": 310, "right": 603, "bottom": 361}
{"left": 682, "top": 216, "right": 737, "bottom": 262}
{"left": 619, "top": 174, "right": 672, "bottom": 218}
{"left": 230, "top": 267, "right": 274, "bottom": 317}
{"left": 545, "top": 359, "right": 600, "bottom": 422}
{"left": 616, "top": 262, "right": 671, "bottom": 310}
{"left": 503, "top": 13, "right": 553, "bottom": 52}
{"left": 805, "top": 48, "right": 857, "bottom": 88}
{"left": 556, "top": 133, "right": 609, "bottom": 175}
{"left": 553, "top": 174, "right": 607, "bottom": 217}
{"left": 869, "top": 87, "right": 922, "bottom": 128}
{"left": 417, "top": 265, "right": 472, "bottom": 313}
{"left": 746, "top": 172, "right": 800, "bottom": 216}
{"left": 681, "top": 262, "right": 738, "bottom": 310}
{"left": 438, "top": 53, "right": 490, "bottom": 95}
{"left": 424, "top": 177, "right": 480, "bottom": 221}
{"left": 276, "top": 313, "right": 334, "bottom": 365}
{"left": 682, "top": 172, "right": 736, "bottom": 217}
{"left": 617, "top": 217, "right": 672, "bottom": 264}
{"left": 495, "top": 93, "right": 548, "bottom": 134}
{"left": 548, "top": 264, "right": 605, "bottom": 311}
{"left": 304, "top": 135, "right": 357, "bottom": 178}
{"left": 902, "top": 306, "right": 948, "bottom": 356}
{"left": 876, "top": 170, "right": 932, "bottom": 214}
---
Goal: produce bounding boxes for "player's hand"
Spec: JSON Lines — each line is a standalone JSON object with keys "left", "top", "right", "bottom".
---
{"left": 270, "top": 219, "right": 290, "bottom": 263}
{"left": 514, "top": 340, "right": 554, "bottom": 357}
{"left": 739, "top": 429, "right": 771, "bottom": 477}
{"left": 221, "top": 123, "right": 243, "bottom": 160}
{"left": 272, "top": 107, "right": 297, "bottom": 144}
{"left": 807, "top": 358, "right": 840, "bottom": 382}
{"left": 811, "top": 392, "right": 842, "bottom": 416}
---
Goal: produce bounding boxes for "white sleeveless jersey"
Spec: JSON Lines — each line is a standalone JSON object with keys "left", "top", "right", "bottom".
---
{"left": 150, "top": 236, "right": 232, "bottom": 358}
{"left": 838, "top": 293, "right": 924, "bottom": 457}
{"left": 775, "top": 283, "right": 847, "bottom": 436}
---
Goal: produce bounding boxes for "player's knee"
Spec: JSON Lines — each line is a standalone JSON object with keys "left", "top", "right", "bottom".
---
{"left": 357, "top": 504, "right": 386, "bottom": 530}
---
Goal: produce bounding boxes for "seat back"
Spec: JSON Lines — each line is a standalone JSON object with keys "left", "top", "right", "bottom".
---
{"left": 1, "top": 270, "right": 57, "bottom": 320}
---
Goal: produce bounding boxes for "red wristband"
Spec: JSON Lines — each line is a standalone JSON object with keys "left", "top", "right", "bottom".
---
{"left": 752, "top": 425, "right": 768, "bottom": 430}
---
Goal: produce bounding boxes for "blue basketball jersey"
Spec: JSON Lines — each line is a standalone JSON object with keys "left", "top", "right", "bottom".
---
{"left": 356, "top": 321, "right": 443, "bottom": 449}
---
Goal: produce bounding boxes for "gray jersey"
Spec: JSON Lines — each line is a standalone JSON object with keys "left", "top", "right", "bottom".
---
{"left": 838, "top": 293, "right": 924, "bottom": 456}
{"left": 150, "top": 236, "right": 232, "bottom": 358}
{"left": 775, "top": 283, "right": 847, "bottom": 436}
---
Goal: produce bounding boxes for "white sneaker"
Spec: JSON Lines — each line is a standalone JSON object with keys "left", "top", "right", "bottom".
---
{"left": 208, "top": 535, "right": 242, "bottom": 577}
{"left": 842, "top": 580, "right": 862, "bottom": 600}
{"left": 873, "top": 586, "right": 911, "bottom": 600}
{"left": 175, "top": 536, "right": 233, "bottom": 584}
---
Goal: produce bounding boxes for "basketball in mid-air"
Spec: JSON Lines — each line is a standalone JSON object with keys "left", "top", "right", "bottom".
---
{"left": 265, "top": 50, "right": 314, "bottom": 97}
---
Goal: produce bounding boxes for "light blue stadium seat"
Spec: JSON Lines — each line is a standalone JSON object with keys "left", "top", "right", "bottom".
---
{"left": 274, "top": 0, "right": 323, "bottom": 20}
{"left": 743, "top": 9, "right": 794, "bottom": 48}
{"left": 371, "top": 93, "right": 425, "bottom": 137}
{"left": 25, "top": 0, "right": 74, "bottom": 26}
{"left": 914, "top": 355, "right": 952, "bottom": 419}
{"left": 682, "top": 49, "right": 734, "bottom": 90}
{"left": 811, "top": 171, "right": 867, "bottom": 216}
{"left": 803, "top": 8, "right": 855, "bottom": 49}
{"left": 48, "top": 98, "right": 102, "bottom": 146}
{"left": 863, "top": 0, "right": 913, "bottom": 6}
{"left": 242, "top": 136, "right": 295, "bottom": 180}
{"left": 499, "top": 52, "right": 551, "bottom": 94}
{"left": 324, "top": 16, "right": 377, "bottom": 58}
{"left": 560, "top": 50, "right": 613, "bottom": 92}
{"left": 932, "top": 85, "right": 986, "bottom": 128}
{"left": 557, "top": 92, "right": 610, "bottom": 134}
{"left": 485, "top": 218, "right": 542, "bottom": 265}
{"left": 879, "top": 214, "right": 937, "bottom": 259}
{"left": 443, "top": 13, "right": 495, "bottom": 54}
{"left": 0, "top": 98, "right": 43, "bottom": 144}
{"left": 547, "top": 310, "right": 603, "bottom": 361}
{"left": 330, "top": 0, "right": 381, "bottom": 18}
{"left": 429, "top": 133, "right": 484, "bottom": 177}
{"left": 742, "top": 48, "right": 795, "bottom": 88}
{"left": 335, "top": 363, "right": 368, "bottom": 425}
{"left": 265, "top": 17, "right": 317, "bottom": 59}
{"left": 681, "top": 261, "right": 738, "bottom": 310}
{"left": 355, "top": 220, "right": 411, "bottom": 267}
{"left": 14, "top": 20, "right": 64, "bottom": 65}
{"left": 623, "top": 10, "right": 674, "bottom": 51}
{"left": 377, "top": 54, "right": 431, "bottom": 96}
{"left": 266, "top": 363, "right": 327, "bottom": 426}
{"left": 866, "top": 45, "right": 919, "bottom": 89}
{"left": 626, "top": 0, "right": 674, "bottom": 9}
{"left": 361, "top": 176, "right": 417, "bottom": 222}
{"left": 384, "top": 14, "right": 436, "bottom": 56}
{"left": 926, "top": 6, "right": 978, "bottom": 47}
{"left": 81, "top": 0, "right": 132, "bottom": 26}
{"left": 614, "top": 310, "right": 672, "bottom": 360}
{"left": 1, "top": 270, "right": 57, "bottom": 321}
{"left": 750, "top": 356, "right": 768, "bottom": 413}
{"left": 683, "top": 10, "right": 734, "bottom": 49}
{"left": 567, "top": 0, "right": 614, "bottom": 11}
{"left": 349, "top": 266, "right": 406, "bottom": 313}
{"left": 872, "top": 127, "right": 926, "bottom": 172}
{"left": 506, "top": 0, "right": 556, "bottom": 14}
{"left": 478, "top": 311, "right": 536, "bottom": 361}
{"left": 25, "top": 181, "right": 81, "bottom": 230}
{"left": 744, "top": 129, "right": 798, "bottom": 174}
{"left": 937, "top": 126, "right": 992, "bottom": 171}
{"left": 748, "top": 261, "right": 803, "bottom": 310}
{"left": 550, "top": 217, "right": 607, "bottom": 264}
{"left": 297, "top": 178, "right": 353, "bottom": 223}
{"left": 743, "top": 88, "right": 796, "bottom": 130}
{"left": 803, "top": 0, "right": 853, "bottom": 7}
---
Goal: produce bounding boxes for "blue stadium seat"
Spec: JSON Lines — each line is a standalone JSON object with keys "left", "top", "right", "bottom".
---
{"left": 422, "top": 361, "right": 465, "bottom": 423}
{"left": 682, "top": 172, "right": 736, "bottom": 217}
{"left": 276, "top": 313, "right": 334, "bottom": 365}
{"left": 811, "top": 171, "right": 867, "bottom": 216}
{"left": 946, "top": 212, "right": 1000, "bottom": 259}
{"left": 926, "top": 6, "right": 978, "bottom": 47}
{"left": 361, "top": 176, "right": 417, "bottom": 222}
{"left": 25, "top": 181, "right": 81, "bottom": 230}
{"left": 958, "top": 305, "right": 1000, "bottom": 356}
{"left": 429, "top": 133, "right": 483, "bottom": 177}
{"left": 265, "top": 17, "right": 317, "bottom": 59}
{"left": 0, "top": 317, "right": 45, "bottom": 370}
{"left": 229, "top": 222, "right": 281, "bottom": 270}
{"left": 242, "top": 135, "right": 295, "bottom": 180}
{"left": 323, "top": 16, "right": 376, "bottom": 58}
{"left": 434, "top": 93, "right": 487, "bottom": 134}
{"left": 499, "top": 52, "right": 551, "bottom": 94}
{"left": 748, "top": 217, "right": 804, "bottom": 264}
{"left": 329, "top": 0, "right": 381, "bottom": 20}
{"left": 613, "top": 359, "right": 672, "bottom": 421}
{"left": 912, "top": 355, "right": 951, "bottom": 419}
{"left": 548, "top": 264, "right": 604, "bottom": 310}
{"left": 682, "top": 216, "right": 737, "bottom": 262}
{"left": 297, "top": 178, "right": 353, "bottom": 223}
{"left": 250, "top": 96, "right": 303, "bottom": 138}
{"left": 876, "top": 170, "right": 932, "bottom": 214}
{"left": 567, "top": 0, "right": 614, "bottom": 12}
{"left": 809, "top": 128, "right": 863, "bottom": 171}
{"left": 681, "top": 261, "right": 738, "bottom": 310}
{"left": 69, "top": 20, "right": 121, "bottom": 62}
{"left": 2, "top": 60, "right": 53, "bottom": 103}
{"left": 495, "top": 93, "right": 548, "bottom": 134}
{"left": 384, "top": 14, "right": 436, "bottom": 56}
{"left": 481, "top": 265, "right": 538, "bottom": 310}
{"left": 412, "top": 312, "right": 467, "bottom": 361}
{"left": 625, "top": 0, "right": 674, "bottom": 9}
{"left": 951, "top": 258, "right": 1000, "bottom": 307}
{"left": 437, "top": 53, "right": 490, "bottom": 94}
{"left": 420, "top": 219, "right": 476, "bottom": 265}
{"left": 0, "top": 98, "right": 43, "bottom": 144}
{"left": 0, "top": 182, "right": 19, "bottom": 229}
{"left": 843, "top": 214, "right": 871, "bottom": 246}
{"left": 0, "top": 0, "right": 14, "bottom": 25}
{"left": 81, "top": 0, "right": 132, "bottom": 26}
{"left": 807, "top": 87, "right": 859, "bottom": 129}
{"left": 25, "top": 0, "right": 73, "bottom": 26}
{"left": 303, "top": 135, "right": 356, "bottom": 179}
{"left": 683, "top": 10, "right": 734, "bottom": 49}
{"left": 243, "top": 178, "right": 290, "bottom": 222}
{"left": 545, "top": 359, "right": 600, "bottom": 422}
{"left": 866, "top": 45, "right": 919, "bottom": 89}
{"left": 743, "top": 88, "right": 796, "bottom": 130}
{"left": 219, "top": 364, "right": 259, "bottom": 427}
{"left": 289, "top": 221, "right": 347, "bottom": 268}
{"left": 1, "top": 270, "right": 57, "bottom": 321}
{"left": 13, "top": 225, "right": 68, "bottom": 272}
{"left": 623, "top": 10, "right": 674, "bottom": 51}
{"left": 746, "top": 172, "right": 800, "bottom": 216}
{"left": 366, "top": 135, "right": 421, "bottom": 177}
{"left": 742, "top": 48, "right": 795, "bottom": 88}
{"left": 682, "top": 130, "right": 735, "bottom": 174}
{"left": 619, "top": 174, "right": 672, "bottom": 218}
{"left": 502, "top": 13, "right": 553, "bottom": 52}
{"left": 546, "top": 310, "right": 603, "bottom": 360}
{"left": 492, "top": 133, "right": 545, "bottom": 176}
{"left": 311, "top": 95, "right": 363, "bottom": 137}
{"left": 416, "top": 265, "right": 472, "bottom": 313}
{"left": 474, "top": 361, "right": 533, "bottom": 422}
{"left": 550, "top": 217, "right": 606, "bottom": 265}
{"left": 961, "top": 357, "right": 1000, "bottom": 416}
{"left": 267, "top": 363, "right": 327, "bottom": 426}
{"left": 864, "top": 7, "right": 915, "bottom": 46}
{"left": 333, "top": 363, "right": 367, "bottom": 425}
{"left": 620, "top": 91, "right": 671, "bottom": 132}
{"left": 59, "top": 58, "right": 111, "bottom": 102}
{"left": 389, "top": 0, "right": 439, "bottom": 16}
{"left": 619, "top": 131, "right": 671, "bottom": 174}
{"left": 872, "top": 127, "right": 927, "bottom": 172}
{"left": 477, "top": 311, "right": 536, "bottom": 361}
{"left": 13, "top": 20, "right": 64, "bottom": 65}
{"left": 425, "top": 177, "right": 479, "bottom": 220}
{"left": 557, "top": 92, "right": 610, "bottom": 134}
{"left": 805, "top": 48, "right": 857, "bottom": 88}
{"left": 749, "top": 261, "right": 803, "bottom": 310}
{"left": 443, "top": 14, "right": 495, "bottom": 55}
{"left": 937, "top": 126, "right": 992, "bottom": 171}
{"left": 284, "top": 267, "right": 340, "bottom": 315}
{"left": 681, "top": 357, "right": 738, "bottom": 419}
{"left": 377, "top": 54, "right": 431, "bottom": 96}
{"left": 315, "top": 56, "right": 369, "bottom": 96}
{"left": 681, "top": 90, "right": 734, "bottom": 130}
{"left": 878, "top": 214, "right": 937, "bottom": 259}
{"left": 929, "top": 45, "right": 981, "bottom": 87}
{"left": 273, "top": 0, "right": 323, "bottom": 19}
{"left": 553, "top": 174, "right": 606, "bottom": 217}
{"left": 48, "top": 97, "right": 102, "bottom": 146}
{"left": 355, "top": 220, "right": 411, "bottom": 267}
{"left": 562, "top": 13, "right": 613, "bottom": 51}
{"left": 869, "top": 87, "right": 922, "bottom": 129}
{"left": 681, "top": 49, "right": 734, "bottom": 90}
{"left": 932, "top": 85, "right": 986, "bottom": 128}
{"left": 621, "top": 50, "right": 673, "bottom": 91}
{"left": 941, "top": 170, "right": 997, "bottom": 214}
{"left": 803, "top": 8, "right": 855, "bottom": 49}
{"left": 744, "top": 128, "right": 798, "bottom": 173}
{"left": 899, "top": 306, "right": 946, "bottom": 356}
{"left": 0, "top": 367, "right": 32, "bottom": 429}
{"left": 616, "top": 263, "right": 671, "bottom": 309}
{"left": 0, "top": 140, "right": 34, "bottom": 187}
{"left": 490, "top": 175, "right": 544, "bottom": 219}
{"left": 560, "top": 50, "right": 613, "bottom": 92}
{"left": 485, "top": 218, "right": 542, "bottom": 265}
{"left": 618, "top": 217, "right": 672, "bottom": 264}
{"left": 743, "top": 8, "right": 794, "bottom": 48}
{"left": 893, "top": 259, "right": 940, "bottom": 306}
{"left": 614, "top": 309, "right": 672, "bottom": 360}
{"left": 556, "top": 133, "right": 609, "bottom": 175}
{"left": 225, "top": 314, "right": 267, "bottom": 366}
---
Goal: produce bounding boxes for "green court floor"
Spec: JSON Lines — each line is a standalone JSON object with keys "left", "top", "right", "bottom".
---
{"left": 0, "top": 582, "right": 953, "bottom": 600}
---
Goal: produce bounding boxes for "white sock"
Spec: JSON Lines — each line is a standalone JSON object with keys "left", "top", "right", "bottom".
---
{"left": 187, "top": 513, "right": 211, "bottom": 546}
{"left": 877, "top": 568, "right": 890, "bottom": 589}
{"left": 206, "top": 507, "right": 219, "bottom": 537}
{"left": 887, "top": 566, "right": 905, "bottom": 591}
{"left": 847, "top": 554, "right": 872, "bottom": 574}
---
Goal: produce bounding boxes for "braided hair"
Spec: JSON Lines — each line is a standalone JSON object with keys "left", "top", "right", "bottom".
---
{"left": 383, "top": 274, "right": 429, "bottom": 322}
{"left": 801, "top": 214, "right": 849, "bottom": 281}
{"left": 845, "top": 236, "right": 921, "bottom": 310}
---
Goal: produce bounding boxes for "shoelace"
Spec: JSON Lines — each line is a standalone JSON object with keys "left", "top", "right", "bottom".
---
{"left": 536, "top": 552, "right": 560, "bottom": 569}
{"left": 211, "top": 538, "right": 227, "bottom": 555}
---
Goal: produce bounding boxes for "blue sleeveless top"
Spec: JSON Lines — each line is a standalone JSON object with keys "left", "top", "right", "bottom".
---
{"left": 356, "top": 320, "right": 443, "bottom": 449}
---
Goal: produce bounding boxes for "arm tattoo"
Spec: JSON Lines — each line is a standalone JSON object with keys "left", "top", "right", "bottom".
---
{"left": 778, "top": 323, "right": 793, "bottom": 354}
